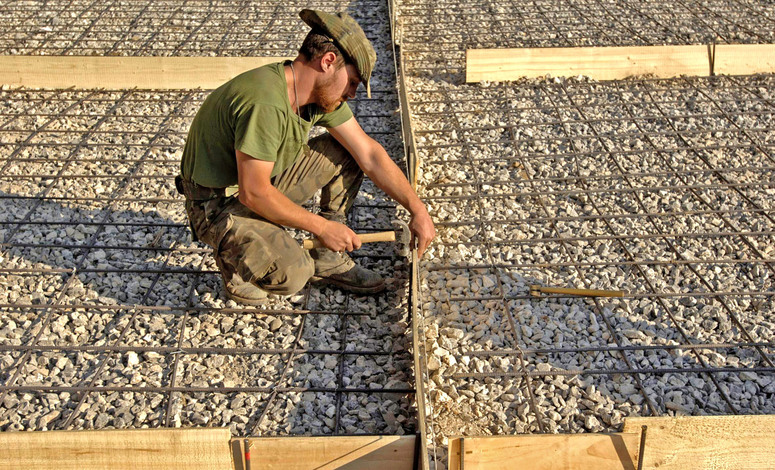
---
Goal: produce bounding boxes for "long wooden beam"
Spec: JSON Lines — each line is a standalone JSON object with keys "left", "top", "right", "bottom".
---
{"left": 715, "top": 44, "right": 775, "bottom": 75}
{"left": 0, "top": 428, "right": 233, "bottom": 470}
{"left": 233, "top": 435, "right": 416, "bottom": 470}
{"left": 466, "top": 44, "right": 775, "bottom": 82}
{"left": 448, "top": 433, "right": 641, "bottom": 470}
{"left": 448, "top": 414, "right": 775, "bottom": 470}
{"left": 623, "top": 415, "right": 775, "bottom": 470}
{"left": 0, "top": 56, "right": 292, "bottom": 89}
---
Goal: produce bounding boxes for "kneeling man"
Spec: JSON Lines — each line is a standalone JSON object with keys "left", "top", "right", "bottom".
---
{"left": 177, "top": 10, "right": 435, "bottom": 304}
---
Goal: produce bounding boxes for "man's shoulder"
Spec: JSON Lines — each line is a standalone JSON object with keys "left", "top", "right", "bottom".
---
{"left": 224, "top": 62, "right": 287, "bottom": 109}
{"left": 232, "top": 61, "right": 284, "bottom": 84}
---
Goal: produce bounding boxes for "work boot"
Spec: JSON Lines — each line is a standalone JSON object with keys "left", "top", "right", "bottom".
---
{"left": 221, "top": 272, "right": 268, "bottom": 306}
{"left": 309, "top": 248, "right": 386, "bottom": 294}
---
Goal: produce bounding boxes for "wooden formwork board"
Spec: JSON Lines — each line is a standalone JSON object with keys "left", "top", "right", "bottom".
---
{"left": 0, "top": 56, "right": 292, "bottom": 89}
{"left": 715, "top": 44, "right": 775, "bottom": 76}
{"left": 448, "top": 433, "right": 641, "bottom": 470}
{"left": 448, "top": 415, "right": 775, "bottom": 470}
{"left": 466, "top": 44, "right": 775, "bottom": 82}
{"left": 232, "top": 435, "right": 417, "bottom": 470}
{"left": 0, "top": 428, "right": 233, "bottom": 470}
{"left": 622, "top": 415, "right": 775, "bottom": 470}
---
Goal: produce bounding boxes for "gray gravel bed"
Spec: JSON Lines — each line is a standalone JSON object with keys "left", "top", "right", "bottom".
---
{"left": 0, "top": 0, "right": 415, "bottom": 436}
{"left": 404, "top": 17, "right": 775, "bottom": 462}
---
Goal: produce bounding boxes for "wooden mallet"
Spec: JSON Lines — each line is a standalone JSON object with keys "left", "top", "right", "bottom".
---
{"left": 303, "top": 219, "right": 411, "bottom": 256}
{"left": 529, "top": 284, "right": 626, "bottom": 298}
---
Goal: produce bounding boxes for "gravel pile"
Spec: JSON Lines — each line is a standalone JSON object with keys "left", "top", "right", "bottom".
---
{"left": 0, "top": 0, "right": 417, "bottom": 437}
{"left": 398, "top": 0, "right": 775, "bottom": 466}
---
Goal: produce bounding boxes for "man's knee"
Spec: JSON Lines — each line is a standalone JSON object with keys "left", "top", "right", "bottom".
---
{"left": 309, "top": 133, "right": 359, "bottom": 171}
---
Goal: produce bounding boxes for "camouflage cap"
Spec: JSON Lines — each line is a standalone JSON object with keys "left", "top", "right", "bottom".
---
{"left": 299, "top": 9, "right": 377, "bottom": 98}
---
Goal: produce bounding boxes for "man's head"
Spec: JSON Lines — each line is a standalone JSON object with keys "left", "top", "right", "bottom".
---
{"left": 298, "top": 9, "right": 377, "bottom": 99}
{"left": 310, "top": 55, "right": 361, "bottom": 114}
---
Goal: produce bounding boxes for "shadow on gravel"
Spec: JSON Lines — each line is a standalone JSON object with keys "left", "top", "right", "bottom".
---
{"left": 423, "top": 262, "right": 773, "bottom": 448}
{"left": 0, "top": 189, "right": 416, "bottom": 435}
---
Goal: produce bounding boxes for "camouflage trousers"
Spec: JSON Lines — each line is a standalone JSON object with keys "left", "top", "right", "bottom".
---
{"left": 177, "top": 134, "right": 363, "bottom": 295}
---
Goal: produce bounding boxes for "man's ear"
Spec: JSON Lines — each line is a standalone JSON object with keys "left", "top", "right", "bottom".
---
{"left": 320, "top": 51, "right": 338, "bottom": 72}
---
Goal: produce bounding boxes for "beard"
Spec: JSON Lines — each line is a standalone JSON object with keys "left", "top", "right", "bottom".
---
{"left": 311, "top": 72, "right": 345, "bottom": 114}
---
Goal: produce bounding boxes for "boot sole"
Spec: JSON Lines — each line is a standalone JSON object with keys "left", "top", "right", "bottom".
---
{"left": 309, "top": 275, "right": 387, "bottom": 294}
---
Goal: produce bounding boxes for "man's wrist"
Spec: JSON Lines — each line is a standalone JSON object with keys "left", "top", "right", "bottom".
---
{"left": 408, "top": 199, "right": 429, "bottom": 218}
{"left": 309, "top": 215, "right": 329, "bottom": 237}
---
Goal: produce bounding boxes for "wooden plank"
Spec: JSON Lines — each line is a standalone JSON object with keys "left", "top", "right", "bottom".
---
{"left": 239, "top": 435, "right": 415, "bottom": 470}
{"left": 0, "top": 428, "right": 233, "bottom": 470}
{"left": 0, "top": 56, "right": 292, "bottom": 89}
{"left": 411, "top": 251, "right": 429, "bottom": 470}
{"left": 448, "top": 433, "right": 641, "bottom": 470}
{"left": 622, "top": 415, "right": 775, "bottom": 469}
{"left": 466, "top": 45, "right": 710, "bottom": 82}
{"left": 715, "top": 44, "right": 775, "bottom": 75}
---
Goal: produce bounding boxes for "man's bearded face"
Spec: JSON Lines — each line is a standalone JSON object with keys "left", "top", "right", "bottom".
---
{"left": 313, "top": 63, "right": 360, "bottom": 113}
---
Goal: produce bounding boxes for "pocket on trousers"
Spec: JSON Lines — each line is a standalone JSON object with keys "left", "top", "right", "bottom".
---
{"left": 190, "top": 198, "right": 233, "bottom": 248}
{"left": 216, "top": 215, "right": 279, "bottom": 284}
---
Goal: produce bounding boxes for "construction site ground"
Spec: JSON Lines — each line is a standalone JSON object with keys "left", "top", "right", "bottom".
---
{"left": 1, "top": 1, "right": 774, "bottom": 469}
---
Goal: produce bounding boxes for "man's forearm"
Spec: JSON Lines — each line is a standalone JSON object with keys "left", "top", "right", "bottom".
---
{"left": 363, "top": 148, "right": 427, "bottom": 216}
{"left": 239, "top": 186, "right": 327, "bottom": 236}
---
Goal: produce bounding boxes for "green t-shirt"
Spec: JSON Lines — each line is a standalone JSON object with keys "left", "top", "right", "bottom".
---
{"left": 180, "top": 61, "right": 353, "bottom": 188}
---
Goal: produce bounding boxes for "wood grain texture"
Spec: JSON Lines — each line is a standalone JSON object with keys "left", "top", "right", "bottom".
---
{"left": 0, "top": 428, "right": 233, "bottom": 470}
{"left": 240, "top": 435, "right": 416, "bottom": 470}
{"left": 623, "top": 415, "right": 775, "bottom": 469}
{"left": 448, "top": 433, "right": 641, "bottom": 470}
{"left": 715, "top": 44, "right": 775, "bottom": 75}
{"left": 466, "top": 45, "right": 710, "bottom": 82}
{"left": 0, "top": 56, "right": 292, "bottom": 89}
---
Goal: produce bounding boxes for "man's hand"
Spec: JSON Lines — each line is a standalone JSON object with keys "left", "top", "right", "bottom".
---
{"left": 316, "top": 219, "right": 362, "bottom": 252}
{"left": 328, "top": 119, "right": 436, "bottom": 257}
{"left": 409, "top": 208, "right": 435, "bottom": 258}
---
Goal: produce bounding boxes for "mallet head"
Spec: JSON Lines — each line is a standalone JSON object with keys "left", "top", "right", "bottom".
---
{"left": 391, "top": 219, "right": 411, "bottom": 257}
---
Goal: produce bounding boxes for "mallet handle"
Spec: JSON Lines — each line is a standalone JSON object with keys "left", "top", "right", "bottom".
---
{"left": 530, "top": 285, "right": 626, "bottom": 297}
{"left": 303, "top": 231, "right": 396, "bottom": 250}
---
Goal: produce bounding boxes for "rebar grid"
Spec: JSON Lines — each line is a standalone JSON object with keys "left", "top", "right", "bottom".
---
{"left": 407, "top": 46, "right": 774, "bottom": 461}
{"left": 0, "top": 0, "right": 389, "bottom": 56}
{"left": 0, "top": 76, "right": 415, "bottom": 435}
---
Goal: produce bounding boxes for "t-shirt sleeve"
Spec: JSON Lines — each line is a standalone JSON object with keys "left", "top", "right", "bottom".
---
{"left": 315, "top": 102, "right": 354, "bottom": 128}
{"left": 234, "top": 104, "right": 284, "bottom": 162}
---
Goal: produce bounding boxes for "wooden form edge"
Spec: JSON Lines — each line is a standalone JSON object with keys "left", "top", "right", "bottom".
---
{"left": 231, "top": 435, "right": 416, "bottom": 470}
{"left": 714, "top": 44, "right": 775, "bottom": 75}
{"left": 390, "top": 0, "right": 421, "bottom": 190}
{"left": 448, "top": 414, "right": 775, "bottom": 470}
{"left": 0, "top": 428, "right": 233, "bottom": 470}
{"left": 448, "top": 433, "right": 641, "bottom": 470}
{"left": 388, "top": 1, "right": 429, "bottom": 469}
{"left": 0, "top": 56, "right": 292, "bottom": 89}
{"left": 622, "top": 415, "right": 775, "bottom": 470}
{"left": 466, "top": 44, "right": 775, "bottom": 82}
